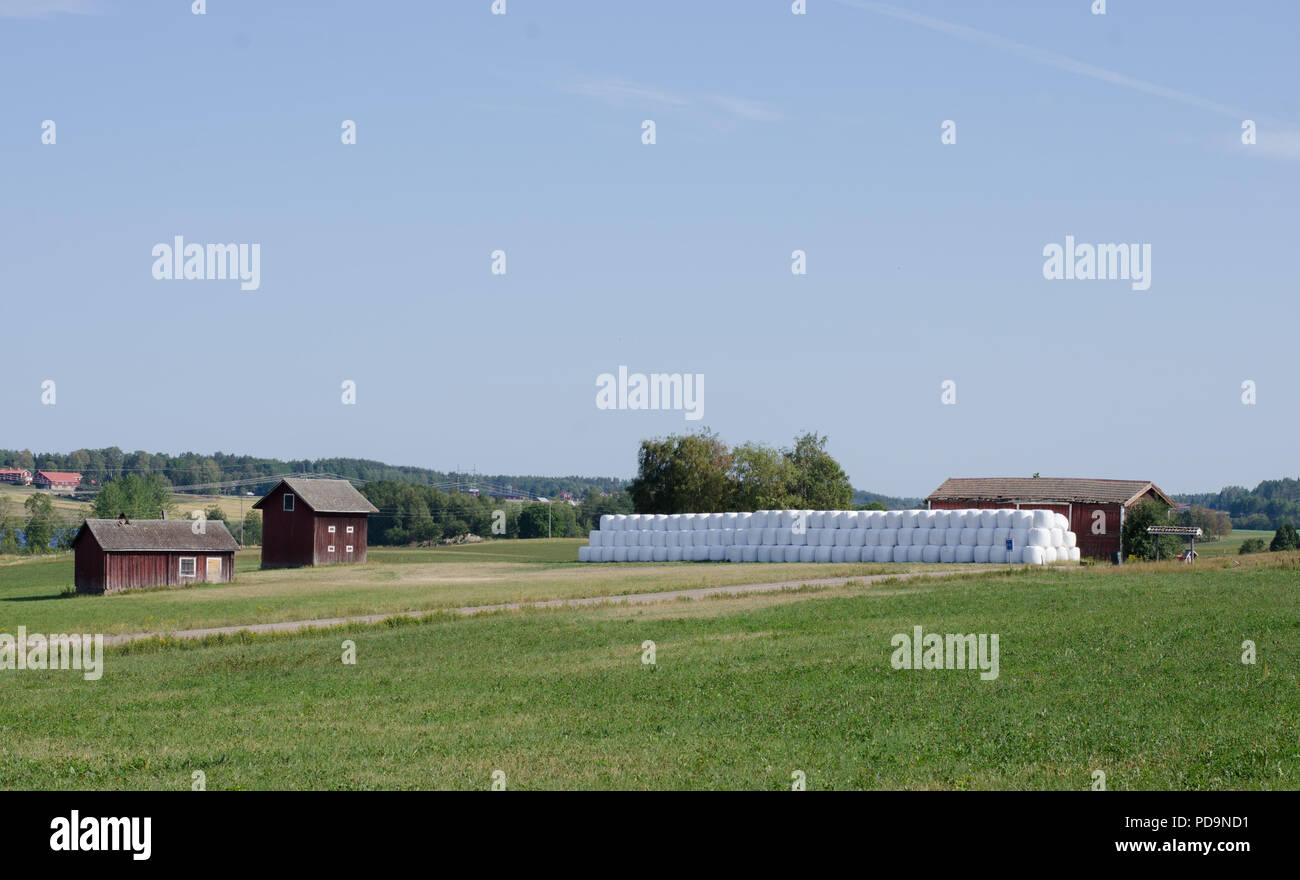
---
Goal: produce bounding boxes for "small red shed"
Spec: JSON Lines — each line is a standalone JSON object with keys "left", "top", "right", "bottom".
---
{"left": 252, "top": 478, "right": 377, "bottom": 569}
{"left": 926, "top": 477, "right": 1174, "bottom": 560}
{"left": 72, "top": 516, "right": 238, "bottom": 594}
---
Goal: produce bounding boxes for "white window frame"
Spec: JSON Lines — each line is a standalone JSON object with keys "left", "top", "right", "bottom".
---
{"left": 346, "top": 545, "right": 353, "bottom": 553}
{"left": 328, "top": 525, "right": 336, "bottom": 533}
{"left": 179, "top": 557, "right": 196, "bottom": 578}
{"left": 346, "top": 525, "right": 354, "bottom": 534}
{"left": 283, "top": 493, "right": 295, "bottom": 511}
{"left": 327, "top": 545, "right": 335, "bottom": 553}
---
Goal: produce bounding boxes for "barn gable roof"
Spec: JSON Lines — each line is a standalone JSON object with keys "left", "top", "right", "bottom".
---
{"left": 926, "top": 477, "right": 1173, "bottom": 507}
{"left": 251, "top": 478, "right": 378, "bottom": 514}
{"left": 73, "top": 518, "right": 239, "bottom": 552}
{"left": 36, "top": 471, "right": 82, "bottom": 482}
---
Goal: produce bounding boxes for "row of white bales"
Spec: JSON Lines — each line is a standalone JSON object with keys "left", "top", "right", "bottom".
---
{"left": 578, "top": 508, "right": 1080, "bottom": 564}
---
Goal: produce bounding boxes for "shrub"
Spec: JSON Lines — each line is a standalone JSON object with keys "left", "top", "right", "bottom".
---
{"left": 1238, "top": 538, "right": 1268, "bottom": 555}
{"left": 1269, "top": 523, "right": 1299, "bottom": 552}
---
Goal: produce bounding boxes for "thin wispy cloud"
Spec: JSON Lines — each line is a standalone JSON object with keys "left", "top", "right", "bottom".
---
{"left": 0, "top": 0, "right": 102, "bottom": 17}
{"left": 564, "top": 76, "right": 779, "bottom": 122}
{"left": 834, "top": 0, "right": 1286, "bottom": 125}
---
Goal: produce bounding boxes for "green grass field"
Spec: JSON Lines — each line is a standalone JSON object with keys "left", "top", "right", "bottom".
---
{"left": 0, "top": 541, "right": 922, "bottom": 637}
{"left": 1, "top": 546, "right": 1297, "bottom": 790}
{"left": 1194, "top": 529, "right": 1274, "bottom": 557}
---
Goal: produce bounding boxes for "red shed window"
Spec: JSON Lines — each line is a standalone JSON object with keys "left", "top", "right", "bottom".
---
{"left": 283, "top": 493, "right": 294, "bottom": 512}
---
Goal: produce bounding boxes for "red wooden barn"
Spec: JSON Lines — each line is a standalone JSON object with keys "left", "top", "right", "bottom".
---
{"left": 34, "top": 470, "right": 82, "bottom": 492}
{"left": 71, "top": 516, "right": 238, "bottom": 594}
{"left": 252, "top": 478, "right": 377, "bottom": 569}
{"left": 926, "top": 477, "right": 1174, "bottom": 561}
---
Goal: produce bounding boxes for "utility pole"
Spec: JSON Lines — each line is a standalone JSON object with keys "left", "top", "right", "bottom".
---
{"left": 548, "top": 499, "right": 552, "bottom": 539}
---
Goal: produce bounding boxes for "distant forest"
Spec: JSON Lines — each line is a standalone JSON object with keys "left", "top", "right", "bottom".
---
{"left": 0, "top": 447, "right": 627, "bottom": 501}
{"left": 1173, "top": 478, "right": 1300, "bottom": 531}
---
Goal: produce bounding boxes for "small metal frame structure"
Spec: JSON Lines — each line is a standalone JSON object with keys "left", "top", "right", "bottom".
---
{"left": 1147, "top": 525, "right": 1203, "bottom": 563}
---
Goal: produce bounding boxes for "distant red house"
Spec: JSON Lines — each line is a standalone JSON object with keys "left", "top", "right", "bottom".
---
{"left": 33, "top": 470, "right": 81, "bottom": 492}
{"left": 926, "top": 477, "right": 1174, "bottom": 560}
{"left": 0, "top": 468, "right": 32, "bottom": 485}
{"left": 252, "top": 478, "right": 377, "bottom": 568}
{"left": 71, "top": 516, "right": 238, "bottom": 594}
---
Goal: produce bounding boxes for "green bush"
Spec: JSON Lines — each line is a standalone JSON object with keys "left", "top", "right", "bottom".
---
{"left": 1269, "top": 523, "right": 1299, "bottom": 552}
{"left": 1238, "top": 538, "right": 1268, "bottom": 555}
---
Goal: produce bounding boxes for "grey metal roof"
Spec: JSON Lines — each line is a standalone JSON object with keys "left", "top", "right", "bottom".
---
{"left": 927, "top": 477, "right": 1172, "bottom": 507}
{"left": 252, "top": 478, "right": 378, "bottom": 514}
{"left": 75, "top": 518, "right": 239, "bottom": 552}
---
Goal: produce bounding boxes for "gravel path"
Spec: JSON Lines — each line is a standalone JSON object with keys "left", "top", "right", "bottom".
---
{"left": 103, "top": 568, "right": 979, "bottom": 647}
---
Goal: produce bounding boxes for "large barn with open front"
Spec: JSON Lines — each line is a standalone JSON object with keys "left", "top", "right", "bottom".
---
{"left": 926, "top": 477, "right": 1173, "bottom": 560}
{"left": 253, "top": 477, "right": 378, "bottom": 568}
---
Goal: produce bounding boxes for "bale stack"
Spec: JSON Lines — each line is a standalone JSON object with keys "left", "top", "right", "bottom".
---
{"left": 576, "top": 509, "right": 1080, "bottom": 564}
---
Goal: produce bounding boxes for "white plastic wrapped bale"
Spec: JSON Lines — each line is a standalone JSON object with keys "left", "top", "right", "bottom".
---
{"left": 927, "top": 529, "right": 945, "bottom": 546}
{"left": 1027, "top": 527, "right": 1052, "bottom": 547}
{"left": 1022, "top": 545, "right": 1045, "bottom": 565}
{"left": 1054, "top": 513, "right": 1069, "bottom": 531}
{"left": 885, "top": 511, "right": 902, "bottom": 529}
{"left": 922, "top": 545, "right": 941, "bottom": 563}
{"left": 578, "top": 546, "right": 590, "bottom": 562}
{"left": 878, "top": 528, "right": 898, "bottom": 547}
{"left": 973, "top": 546, "right": 991, "bottom": 563}
{"left": 1068, "top": 547, "right": 1081, "bottom": 562}
{"left": 939, "top": 546, "right": 956, "bottom": 564}
{"left": 900, "top": 510, "right": 919, "bottom": 528}
{"left": 1032, "top": 509, "right": 1054, "bottom": 529}
{"left": 996, "top": 509, "right": 1013, "bottom": 529}
{"left": 916, "top": 510, "right": 936, "bottom": 529}
{"left": 955, "top": 545, "right": 974, "bottom": 563}
{"left": 932, "top": 510, "right": 950, "bottom": 529}
{"left": 865, "top": 530, "right": 881, "bottom": 547}
{"left": 742, "top": 546, "right": 757, "bottom": 562}
{"left": 989, "top": 546, "right": 1007, "bottom": 563}
{"left": 976, "top": 527, "right": 994, "bottom": 546}
{"left": 831, "top": 547, "right": 845, "bottom": 563}
{"left": 992, "top": 527, "right": 1009, "bottom": 548}
{"left": 892, "top": 546, "right": 908, "bottom": 563}
{"left": 873, "top": 546, "right": 892, "bottom": 563}
{"left": 960, "top": 528, "right": 978, "bottom": 547}
{"left": 947, "top": 510, "right": 964, "bottom": 529}
{"left": 980, "top": 509, "right": 999, "bottom": 528}
{"left": 1041, "top": 546, "right": 1057, "bottom": 564}
{"left": 906, "top": 545, "right": 924, "bottom": 562}
{"left": 654, "top": 547, "right": 668, "bottom": 562}
{"left": 1064, "top": 531, "right": 1077, "bottom": 548}
{"left": 897, "top": 528, "right": 914, "bottom": 546}
{"left": 1050, "top": 528, "right": 1064, "bottom": 548}
{"left": 1010, "top": 528, "right": 1028, "bottom": 549}
{"left": 667, "top": 547, "right": 682, "bottom": 562}
{"left": 944, "top": 528, "right": 962, "bottom": 547}
{"left": 849, "top": 530, "right": 866, "bottom": 547}
{"left": 1011, "top": 510, "right": 1033, "bottom": 530}
{"left": 834, "top": 529, "right": 852, "bottom": 547}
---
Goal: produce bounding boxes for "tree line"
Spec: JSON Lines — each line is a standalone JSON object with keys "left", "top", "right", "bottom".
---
{"left": 0, "top": 446, "right": 628, "bottom": 500}
{"left": 1174, "top": 478, "right": 1300, "bottom": 530}
{"left": 357, "top": 481, "right": 632, "bottom": 545}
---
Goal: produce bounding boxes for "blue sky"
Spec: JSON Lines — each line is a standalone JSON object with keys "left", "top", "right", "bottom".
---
{"left": 1, "top": 0, "right": 1296, "bottom": 496}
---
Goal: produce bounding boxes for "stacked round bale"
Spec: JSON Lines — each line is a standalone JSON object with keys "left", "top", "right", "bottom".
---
{"left": 577, "top": 509, "right": 1080, "bottom": 564}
